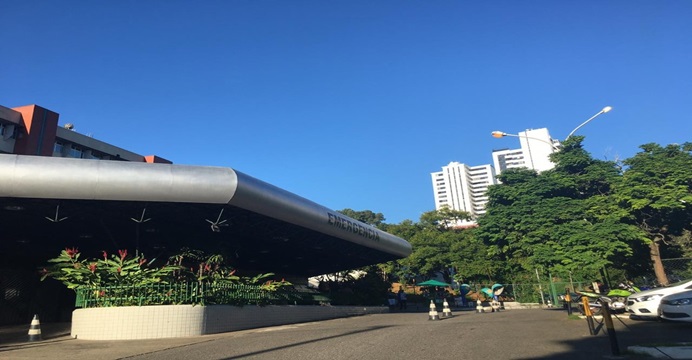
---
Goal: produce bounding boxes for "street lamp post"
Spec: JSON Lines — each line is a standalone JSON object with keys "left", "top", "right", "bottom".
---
{"left": 491, "top": 106, "right": 613, "bottom": 171}
{"left": 491, "top": 130, "right": 558, "bottom": 170}
{"left": 565, "top": 106, "right": 612, "bottom": 140}
{"left": 491, "top": 131, "right": 558, "bottom": 151}
{"left": 492, "top": 105, "right": 613, "bottom": 145}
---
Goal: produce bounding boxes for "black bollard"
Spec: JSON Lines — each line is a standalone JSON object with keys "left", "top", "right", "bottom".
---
{"left": 600, "top": 299, "right": 620, "bottom": 356}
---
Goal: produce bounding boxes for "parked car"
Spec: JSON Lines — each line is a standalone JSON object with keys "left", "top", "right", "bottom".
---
{"left": 659, "top": 290, "right": 692, "bottom": 322}
{"left": 626, "top": 279, "right": 692, "bottom": 319}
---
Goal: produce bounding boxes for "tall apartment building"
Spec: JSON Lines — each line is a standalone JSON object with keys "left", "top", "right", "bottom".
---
{"left": 492, "top": 128, "right": 559, "bottom": 175}
{"left": 430, "top": 128, "right": 560, "bottom": 225}
{"left": 430, "top": 162, "right": 496, "bottom": 226}
{"left": 0, "top": 104, "right": 169, "bottom": 163}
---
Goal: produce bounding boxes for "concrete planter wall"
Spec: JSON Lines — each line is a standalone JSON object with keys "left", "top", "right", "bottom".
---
{"left": 71, "top": 304, "right": 388, "bottom": 340}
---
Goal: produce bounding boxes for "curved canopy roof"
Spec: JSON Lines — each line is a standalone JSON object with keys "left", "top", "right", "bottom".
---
{"left": 0, "top": 155, "right": 411, "bottom": 276}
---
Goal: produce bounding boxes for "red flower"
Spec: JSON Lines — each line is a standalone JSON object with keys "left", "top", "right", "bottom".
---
{"left": 88, "top": 263, "right": 97, "bottom": 273}
{"left": 118, "top": 249, "right": 127, "bottom": 261}
{"left": 102, "top": 251, "right": 108, "bottom": 260}
{"left": 204, "top": 263, "right": 212, "bottom": 272}
{"left": 139, "top": 258, "right": 147, "bottom": 266}
{"left": 65, "top": 247, "right": 79, "bottom": 259}
{"left": 99, "top": 290, "right": 105, "bottom": 297}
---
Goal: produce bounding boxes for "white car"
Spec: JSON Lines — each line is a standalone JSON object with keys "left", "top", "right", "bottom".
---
{"left": 626, "top": 279, "right": 692, "bottom": 319}
{"left": 659, "top": 290, "right": 692, "bottom": 322}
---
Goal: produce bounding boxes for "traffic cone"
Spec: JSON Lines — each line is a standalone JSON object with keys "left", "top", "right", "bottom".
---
{"left": 428, "top": 300, "right": 440, "bottom": 320}
{"left": 442, "top": 299, "right": 453, "bottom": 318}
{"left": 27, "top": 314, "right": 42, "bottom": 342}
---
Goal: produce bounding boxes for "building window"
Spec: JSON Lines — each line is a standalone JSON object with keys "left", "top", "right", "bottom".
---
{"left": 0, "top": 123, "right": 17, "bottom": 139}
{"left": 69, "top": 145, "right": 83, "bottom": 158}
{"left": 87, "top": 150, "right": 104, "bottom": 160}
{"left": 54, "top": 142, "right": 64, "bottom": 155}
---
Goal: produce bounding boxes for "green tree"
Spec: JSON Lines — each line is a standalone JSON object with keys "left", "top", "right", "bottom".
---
{"left": 614, "top": 143, "right": 692, "bottom": 285}
{"left": 669, "top": 230, "right": 692, "bottom": 258}
{"left": 392, "top": 209, "right": 496, "bottom": 285}
{"left": 448, "top": 227, "right": 500, "bottom": 284}
{"left": 419, "top": 207, "right": 473, "bottom": 229}
{"left": 338, "top": 208, "right": 386, "bottom": 227}
{"left": 476, "top": 136, "right": 644, "bottom": 281}
{"left": 398, "top": 226, "right": 456, "bottom": 283}
{"left": 381, "top": 220, "right": 423, "bottom": 283}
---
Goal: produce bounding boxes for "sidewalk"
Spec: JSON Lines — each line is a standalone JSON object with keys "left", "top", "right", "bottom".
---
{"left": 0, "top": 322, "right": 71, "bottom": 346}
{"left": 628, "top": 344, "right": 692, "bottom": 359}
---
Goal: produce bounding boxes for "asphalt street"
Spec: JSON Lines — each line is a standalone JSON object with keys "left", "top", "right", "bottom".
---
{"left": 1, "top": 308, "right": 691, "bottom": 360}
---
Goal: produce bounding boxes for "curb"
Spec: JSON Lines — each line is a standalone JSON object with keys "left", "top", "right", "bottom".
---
{"left": 628, "top": 344, "right": 692, "bottom": 359}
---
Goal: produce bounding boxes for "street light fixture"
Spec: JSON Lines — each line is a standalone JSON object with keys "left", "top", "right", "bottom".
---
{"left": 565, "top": 106, "right": 612, "bottom": 140}
{"left": 492, "top": 105, "right": 613, "bottom": 146}
{"left": 491, "top": 131, "right": 557, "bottom": 150}
{"left": 491, "top": 130, "right": 558, "bottom": 170}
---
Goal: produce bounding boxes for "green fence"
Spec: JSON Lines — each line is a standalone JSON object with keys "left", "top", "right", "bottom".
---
{"left": 74, "top": 283, "right": 330, "bottom": 308}
{"left": 465, "top": 281, "right": 587, "bottom": 305}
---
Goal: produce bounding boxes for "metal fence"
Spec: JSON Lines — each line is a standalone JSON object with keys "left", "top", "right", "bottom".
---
{"left": 624, "top": 258, "right": 692, "bottom": 287}
{"left": 74, "top": 282, "right": 330, "bottom": 308}
{"left": 462, "top": 281, "right": 588, "bottom": 306}
{"left": 662, "top": 258, "right": 692, "bottom": 283}
{"left": 465, "top": 259, "right": 692, "bottom": 306}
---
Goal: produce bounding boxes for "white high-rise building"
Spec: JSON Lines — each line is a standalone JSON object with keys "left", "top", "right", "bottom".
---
{"left": 431, "top": 162, "right": 497, "bottom": 226}
{"left": 430, "top": 128, "right": 560, "bottom": 225}
{"left": 492, "top": 128, "right": 559, "bottom": 175}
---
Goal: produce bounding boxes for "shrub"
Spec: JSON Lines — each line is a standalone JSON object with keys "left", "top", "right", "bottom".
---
{"left": 41, "top": 247, "right": 292, "bottom": 307}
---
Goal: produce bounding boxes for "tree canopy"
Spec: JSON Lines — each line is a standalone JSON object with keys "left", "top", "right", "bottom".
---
{"left": 339, "top": 139, "right": 692, "bottom": 289}
{"left": 473, "top": 137, "right": 644, "bottom": 281}
{"left": 613, "top": 142, "right": 692, "bottom": 284}
{"left": 338, "top": 208, "right": 386, "bottom": 227}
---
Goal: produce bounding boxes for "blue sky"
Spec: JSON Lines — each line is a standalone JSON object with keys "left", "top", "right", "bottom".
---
{"left": 2, "top": 1, "right": 691, "bottom": 224}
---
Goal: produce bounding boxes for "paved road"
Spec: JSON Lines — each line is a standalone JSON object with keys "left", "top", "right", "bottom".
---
{"left": 2, "top": 309, "right": 691, "bottom": 359}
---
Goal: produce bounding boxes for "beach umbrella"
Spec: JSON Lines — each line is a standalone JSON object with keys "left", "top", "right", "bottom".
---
{"left": 481, "top": 287, "right": 493, "bottom": 298}
{"left": 417, "top": 280, "right": 451, "bottom": 287}
{"left": 492, "top": 283, "right": 505, "bottom": 296}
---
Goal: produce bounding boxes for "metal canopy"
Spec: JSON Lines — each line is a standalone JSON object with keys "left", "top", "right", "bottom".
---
{"left": 0, "top": 155, "right": 411, "bottom": 276}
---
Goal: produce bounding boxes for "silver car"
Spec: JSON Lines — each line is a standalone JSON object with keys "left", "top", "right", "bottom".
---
{"left": 659, "top": 290, "right": 692, "bottom": 322}
{"left": 626, "top": 279, "right": 692, "bottom": 319}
